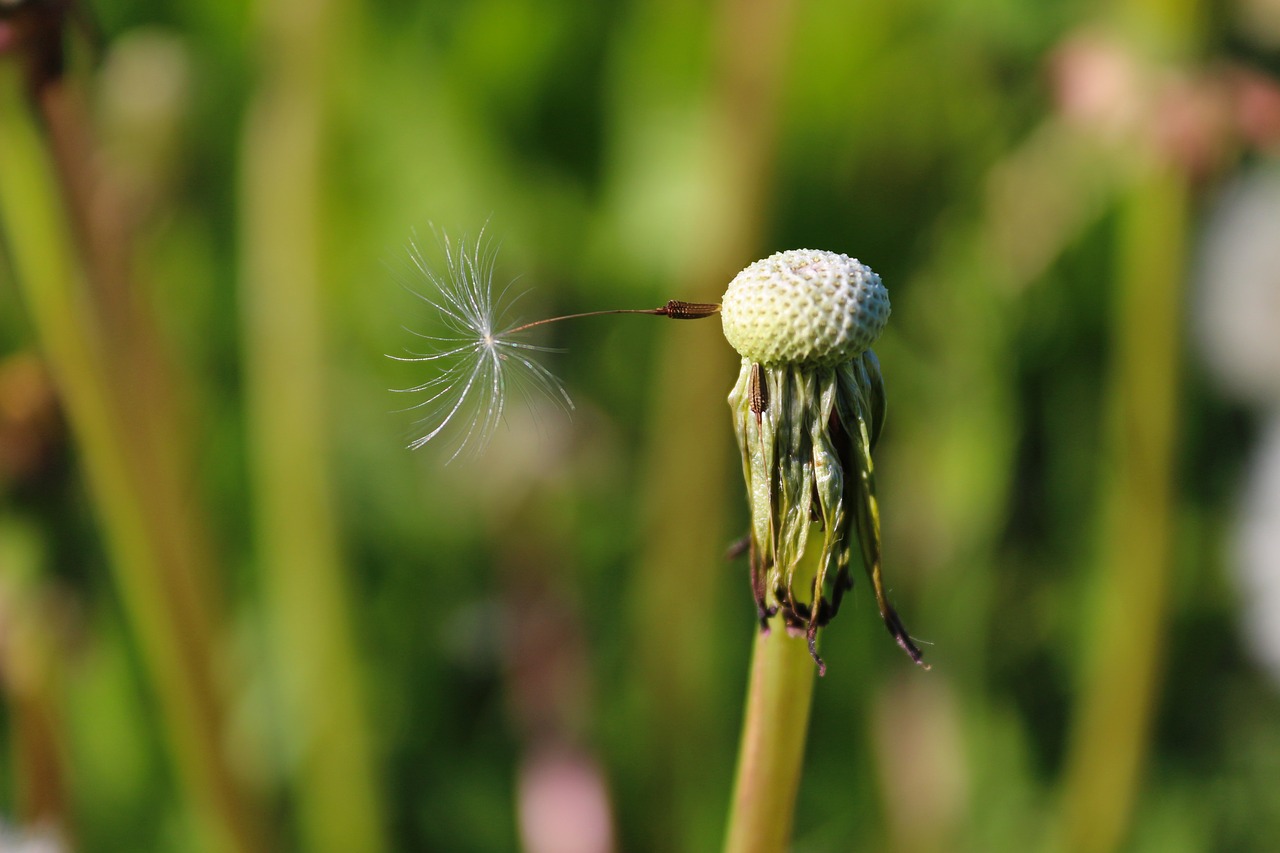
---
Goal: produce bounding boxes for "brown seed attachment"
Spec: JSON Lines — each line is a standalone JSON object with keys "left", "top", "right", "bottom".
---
{"left": 660, "top": 300, "right": 722, "bottom": 320}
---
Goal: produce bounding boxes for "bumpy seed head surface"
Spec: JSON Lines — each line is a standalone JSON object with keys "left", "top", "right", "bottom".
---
{"left": 720, "top": 249, "right": 890, "bottom": 366}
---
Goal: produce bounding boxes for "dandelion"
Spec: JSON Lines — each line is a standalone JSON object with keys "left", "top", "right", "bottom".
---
{"left": 393, "top": 235, "right": 922, "bottom": 668}
{"left": 391, "top": 228, "right": 719, "bottom": 462}
{"left": 721, "top": 249, "right": 927, "bottom": 853}
{"left": 722, "top": 248, "right": 927, "bottom": 673}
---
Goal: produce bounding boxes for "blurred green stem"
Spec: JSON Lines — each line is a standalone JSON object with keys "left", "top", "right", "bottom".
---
{"left": 1058, "top": 167, "right": 1185, "bottom": 853}
{"left": 1056, "top": 9, "right": 1197, "bottom": 851}
{"left": 0, "top": 70, "right": 267, "bottom": 853}
{"left": 239, "top": 1, "right": 386, "bottom": 851}
{"left": 723, "top": 621, "right": 817, "bottom": 853}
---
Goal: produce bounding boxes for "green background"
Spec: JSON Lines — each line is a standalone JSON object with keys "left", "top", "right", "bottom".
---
{"left": 1, "top": 0, "right": 1278, "bottom": 851}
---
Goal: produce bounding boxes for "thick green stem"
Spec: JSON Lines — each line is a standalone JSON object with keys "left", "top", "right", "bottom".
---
{"left": 723, "top": 621, "right": 818, "bottom": 853}
{"left": 724, "top": 533, "right": 823, "bottom": 853}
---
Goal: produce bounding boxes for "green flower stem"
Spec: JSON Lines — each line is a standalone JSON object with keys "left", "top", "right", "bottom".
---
{"left": 723, "top": 544, "right": 821, "bottom": 853}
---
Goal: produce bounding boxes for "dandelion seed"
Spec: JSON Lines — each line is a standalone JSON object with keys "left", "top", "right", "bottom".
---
{"left": 388, "top": 228, "right": 568, "bottom": 462}
{"left": 390, "top": 226, "right": 720, "bottom": 462}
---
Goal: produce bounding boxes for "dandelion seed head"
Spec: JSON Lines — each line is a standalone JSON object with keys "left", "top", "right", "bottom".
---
{"left": 726, "top": 247, "right": 924, "bottom": 671}
{"left": 389, "top": 226, "right": 573, "bottom": 463}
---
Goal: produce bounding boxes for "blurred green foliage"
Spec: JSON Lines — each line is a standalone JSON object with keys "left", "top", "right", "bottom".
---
{"left": 1, "top": 0, "right": 1279, "bottom": 851}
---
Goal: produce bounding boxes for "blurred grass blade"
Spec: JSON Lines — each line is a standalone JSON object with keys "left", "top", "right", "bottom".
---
{"left": 239, "top": 2, "right": 387, "bottom": 851}
{"left": 0, "top": 69, "right": 268, "bottom": 853}
{"left": 1057, "top": 165, "right": 1186, "bottom": 853}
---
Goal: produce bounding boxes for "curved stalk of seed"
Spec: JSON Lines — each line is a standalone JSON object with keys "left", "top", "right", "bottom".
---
{"left": 503, "top": 300, "right": 721, "bottom": 334}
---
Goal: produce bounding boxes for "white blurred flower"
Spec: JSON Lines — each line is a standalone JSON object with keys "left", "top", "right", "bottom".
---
{"left": 1237, "top": 415, "right": 1280, "bottom": 685}
{"left": 1198, "top": 163, "right": 1280, "bottom": 688}
{"left": 0, "top": 822, "right": 65, "bottom": 853}
{"left": 1197, "top": 165, "right": 1280, "bottom": 403}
